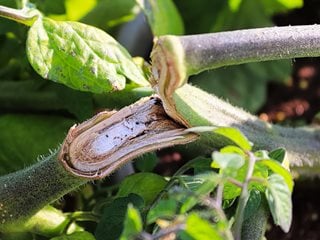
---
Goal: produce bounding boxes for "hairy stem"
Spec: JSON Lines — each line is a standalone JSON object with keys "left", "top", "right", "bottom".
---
{"left": 232, "top": 152, "right": 256, "bottom": 240}
{"left": 0, "top": 151, "right": 86, "bottom": 229}
{"left": 154, "top": 25, "right": 320, "bottom": 82}
{"left": 240, "top": 197, "right": 269, "bottom": 240}
{"left": 151, "top": 25, "right": 320, "bottom": 175}
{"left": 0, "top": 5, "right": 39, "bottom": 26}
{"left": 0, "top": 96, "right": 195, "bottom": 229}
{"left": 174, "top": 84, "right": 320, "bottom": 175}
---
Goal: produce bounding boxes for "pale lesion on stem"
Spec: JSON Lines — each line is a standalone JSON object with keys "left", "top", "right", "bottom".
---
{"left": 58, "top": 96, "right": 198, "bottom": 180}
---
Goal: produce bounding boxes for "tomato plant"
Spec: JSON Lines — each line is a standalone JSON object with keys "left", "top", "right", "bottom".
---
{"left": 1, "top": 1, "right": 317, "bottom": 239}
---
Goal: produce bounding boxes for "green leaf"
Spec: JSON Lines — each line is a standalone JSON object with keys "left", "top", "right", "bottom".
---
{"left": 258, "top": 159, "right": 293, "bottom": 192}
{"left": 223, "top": 162, "right": 268, "bottom": 199}
{"left": 117, "top": 173, "right": 167, "bottom": 205}
{"left": 244, "top": 190, "right": 261, "bottom": 220}
{"left": 0, "top": 80, "right": 94, "bottom": 121}
{"left": 265, "top": 174, "right": 292, "bottom": 233}
{"left": 275, "top": 0, "right": 303, "bottom": 10}
{"left": 26, "top": 17, "right": 148, "bottom": 93}
{"left": 220, "top": 146, "right": 245, "bottom": 156}
{"left": 0, "top": 114, "right": 73, "bottom": 175}
{"left": 137, "top": 0, "right": 184, "bottom": 35}
{"left": 175, "top": 157, "right": 212, "bottom": 176}
{"left": 187, "top": 126, "right": 251, "bottom": 151}
{"left": 134, "top": 152, "right": 158, "bottom": 172}
{"left": 81, "top": 0, "right": 138, "bottom": 30}
{"left": 223, "top": 165, "right": 246, "bottom": 199}
{"left": 95, "top": 194, "right": 144, "bottom": 240}
{"left": 181, "top": 213, "right": 223, "bottom": 240}
{"left": 179, "top": 172, "right": 219, "bottom": 213}
{"left": 120, "top": 204, "right": 142, "bottom": 240}
{"left": 211, "top": 152, "right": 245, "bottom": 171}
{"left": 4, "top": 205, "right": 71, "bottom": 237}
{"left": 268, "top": 148, "right": 286, "bottom": 163}
{"left": 254, "top": 150, "right": 269, "bottom": 159}
{"left": 174, "top": 0, "right": 227, "bottom": 34}
{"left": 214, "top": 127, "right": 252, "bottom": 151}
{"left": 65, "top": 0, "right": 97, "bottom": 21}
{"left": 32, "top": 0, "right": 66, "bottom": 15}
{"left": 228, "top": 0, "right": 243, "bottom": 11}
{"left": 50, "top": 231, "right": 95, "bottom": 240}
{"left": 147, "top": 199, "right": 177, "bottom": 224}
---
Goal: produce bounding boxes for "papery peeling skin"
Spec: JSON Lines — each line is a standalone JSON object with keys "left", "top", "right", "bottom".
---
{"left": 59, "top": 96, "right": 198, "bottom": 179}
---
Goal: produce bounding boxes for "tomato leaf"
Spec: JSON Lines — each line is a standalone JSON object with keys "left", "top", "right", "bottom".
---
{"left": 265, "top": 174, "right": 292, "bottom": 233}
{"left": 27, "top": 17, "right": 148, "bottom": 93}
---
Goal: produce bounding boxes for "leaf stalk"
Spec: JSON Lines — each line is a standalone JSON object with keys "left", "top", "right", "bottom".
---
{"left": 0, "top": 5, "right": 39, "bottom": 26}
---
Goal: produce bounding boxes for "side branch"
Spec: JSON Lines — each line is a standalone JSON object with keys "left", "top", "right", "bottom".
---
{"left": 152, "top": 25, "right": 320, "bottom": 88}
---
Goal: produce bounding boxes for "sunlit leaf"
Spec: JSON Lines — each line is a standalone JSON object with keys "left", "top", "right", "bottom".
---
{"left": 276, "top": 0, "right": 303, "bottom": 9}
{"left": 181, "top": 213, "right": 224, "bottom": 240}
{"left": 258, "top": 159, "right": 293, "bottom": 192}
{"left": 27, "top": 17, "right": 148, "bottom": 93}
{"left": 120, "top": 204, "right": 142, "bottom": 240}
{"left": 212, "top": 152, "right": 245, "bottom": 171}
{"left": 265, "top": 174, "right": 292, "bottom": 232}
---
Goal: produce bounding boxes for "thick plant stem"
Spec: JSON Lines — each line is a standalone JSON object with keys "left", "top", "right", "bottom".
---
{"left": 232, "top": 153, "right": 256, "bottom": 240}
{"left": 151, "top": 25, "right": 320, "bottom": 122}
{"left": 174, "top": 84, "right": 320, "bottom": 175}
{"left": 0, "top": 5, "right": 38, "bottom": 26}
{"left": 0, "top": 96, "right": 196, "bottom": 229}
{"left": 151, "top": 25, "right": 320, "bottom": 175}
{"left": 154, "top": 25, "right": 320, "bottom": 82}
{"left": 241, "top": 197, "right": 269, "bottom": 240}
{"left": 0, "top": 151, "right": 86, "bottom": 229}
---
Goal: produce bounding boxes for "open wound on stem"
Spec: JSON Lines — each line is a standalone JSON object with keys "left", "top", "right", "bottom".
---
{"left": 59, "top": 96, "right": 197, "bottom": 179}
